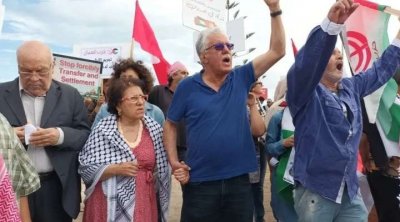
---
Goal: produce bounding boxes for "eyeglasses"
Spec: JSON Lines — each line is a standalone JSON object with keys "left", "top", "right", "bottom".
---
{"left": 121, "top": 94, "right": 148, "bottom": 103}
{"left": 19, "top": 66, "right": 52, "bottom": 79}
{"left": 205, "top": 42, "right": 234, "bottom": 51}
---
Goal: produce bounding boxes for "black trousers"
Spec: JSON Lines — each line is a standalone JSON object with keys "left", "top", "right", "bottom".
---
{"left": 28, "top": 172, "right": 71, "bottom": 222}
{"left": 367, "top": 171, "right": 400, "bottom": 222}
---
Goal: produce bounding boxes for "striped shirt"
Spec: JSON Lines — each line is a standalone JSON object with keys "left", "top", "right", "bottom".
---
{"left": 0, "top": 113, "right": 40, "bottom": 197}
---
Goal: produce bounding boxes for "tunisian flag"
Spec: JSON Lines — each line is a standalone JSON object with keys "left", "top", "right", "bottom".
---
{"left": 133, "top": 1, "right": 170, "bottom": 84}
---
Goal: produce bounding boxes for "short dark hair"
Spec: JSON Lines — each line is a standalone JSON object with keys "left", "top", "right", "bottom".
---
{"left": 107, "top": 78, "right": 145, "bottom": 116}
{"left": 112, "top": 58, "right": 154, "bottom": 94}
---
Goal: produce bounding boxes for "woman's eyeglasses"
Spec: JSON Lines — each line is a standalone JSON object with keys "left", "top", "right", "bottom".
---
{"left": 122, "top": 94, "right": 148, "bottom": 103}
{"left": 205, "top": 42, "right": 234, "bottom": 51}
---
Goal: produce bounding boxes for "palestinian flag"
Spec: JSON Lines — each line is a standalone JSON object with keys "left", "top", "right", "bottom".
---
{"left": 342, "top": 0, "right": 400, "bottom": 156}
{"left": 377, "top": 77, "right": 400, "bottom": 157}
{"left": 275, "top": 107, "right": 295, "bottom": 203}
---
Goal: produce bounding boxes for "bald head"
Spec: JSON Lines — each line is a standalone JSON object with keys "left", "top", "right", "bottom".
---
{"left": 17, "top": 41, "right": 54, "bottom": 96}
{"left": 17, "top": 40, "right": 53, "bottom": 64}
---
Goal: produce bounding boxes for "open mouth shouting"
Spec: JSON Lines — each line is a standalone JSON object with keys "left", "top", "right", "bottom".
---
{"left": 222, "top": 56, "right": 231, "bottom": 66}
{"left": 336, "top": 61, "right": 343, "bottom": 72}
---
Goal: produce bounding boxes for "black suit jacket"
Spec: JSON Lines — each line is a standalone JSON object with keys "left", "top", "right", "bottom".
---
{"left": 0, "top": 78, "right": 90, "bottom": 218}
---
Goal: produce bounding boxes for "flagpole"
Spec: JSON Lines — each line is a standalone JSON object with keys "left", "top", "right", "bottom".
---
{"left": 130, "top": 38, "right": 135, "bottom": 59}
{"left": 384, "top": 7, "right": 400, "bottom": 17}
{"left": 130, "top": 0, "right": 137, "bottom": 60}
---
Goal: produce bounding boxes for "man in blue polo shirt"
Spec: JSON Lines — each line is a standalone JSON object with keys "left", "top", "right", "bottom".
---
{"left": 163, "top": 0, "right": 285, "bottom": 221}
{"left": 287, "top": 0, "right": 400, "bottom": 221}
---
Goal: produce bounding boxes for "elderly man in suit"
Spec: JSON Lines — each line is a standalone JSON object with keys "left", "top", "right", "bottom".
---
{"left": 0, "top": 40, "right": 90, "bottom": 222}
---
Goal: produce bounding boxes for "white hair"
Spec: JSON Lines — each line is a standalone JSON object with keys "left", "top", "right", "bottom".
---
{"left": 195, "top": 27, "right": 226, "bottom": 57}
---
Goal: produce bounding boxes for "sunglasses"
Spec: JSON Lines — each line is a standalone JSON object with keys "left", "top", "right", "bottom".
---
{"left": 205, "top": 42, "right": 234, "bottom": 51}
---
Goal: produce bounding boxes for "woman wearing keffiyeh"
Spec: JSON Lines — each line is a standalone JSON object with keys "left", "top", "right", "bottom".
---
{"left": 79, "top": 78, "right": 171, "bottom": 222}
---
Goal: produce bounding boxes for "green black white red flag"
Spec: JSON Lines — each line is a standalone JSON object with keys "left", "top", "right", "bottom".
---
{"left": 275, "top": 108, "right": 295, "bottom": 202}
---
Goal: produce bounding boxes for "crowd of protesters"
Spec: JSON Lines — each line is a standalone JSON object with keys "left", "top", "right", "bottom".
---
{"left": 1, "top": 0, "right": 400, "bottom": 222}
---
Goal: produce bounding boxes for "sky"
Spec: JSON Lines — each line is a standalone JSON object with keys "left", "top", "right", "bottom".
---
{"left": 1, "top": 0, "right": 400, "bottom": 99}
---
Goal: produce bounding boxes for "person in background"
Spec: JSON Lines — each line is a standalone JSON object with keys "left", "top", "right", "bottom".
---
{"left": 79, "top": 78, "right": 170, "bottom": 222}
{"left": 88, "top": 78, "right": 110, "bottom": 123}
{"left": 84, "top": 97, "right": 96, "bottom": 111}
{"left": 101, "top": 78, "right": 111, "bottom": 101}
{"left": 163, "top": 0, "right": 285, "bottom": 220}
{"left": 265, "top": 78, "right": 287, "bottom": 129}
{"left": 86, "top": 79, "right": 110, "bottom": 126}
{"left": 247, "top": 81, "right": 267, "bottom": 222}
{"left": 0, "top": 113, "right": 40, "bottom": 222}
{"left": 84, "top": 97, "right": 96, "bottom": 126}
{"left": 0, "top": 40, "right": 90, "bottom": 222}
{"left": 264, "top": 77, "right": 293, "bottom": 221}
{"left": 148, "top": 61, "right": 189, "bottom": 162}
{"left": 266, "top": 104, "right": 298, "bottom": 222}
{"left": 359, "top": 71, "right": 400, "bottom": 221}
{"left": 287, "top": 0, "right": 400, "bottom": 221}
{"left": 92, "top": 58, "right": 164, "bottom": 128}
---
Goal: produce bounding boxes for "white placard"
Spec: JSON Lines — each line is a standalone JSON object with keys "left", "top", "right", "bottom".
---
{"left": 53, "top": 54, "right": 102, "bottom": 99}
{"left": 182, "top": 0, "right": 228, "bottom": 31}
{"left": 227, "top": 17, "right": 245, "bottom": 53}
{"left": 73, "top": 43, "right": 130, "bottom": 76}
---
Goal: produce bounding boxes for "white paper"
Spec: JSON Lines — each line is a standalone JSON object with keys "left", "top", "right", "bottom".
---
{"left": 24, "top": 124, "right": 37, "bottom": 145}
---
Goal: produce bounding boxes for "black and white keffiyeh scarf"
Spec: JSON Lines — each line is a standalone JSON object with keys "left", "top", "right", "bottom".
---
{"left": 79, "top": 115, "right": 171, "bottom": 222}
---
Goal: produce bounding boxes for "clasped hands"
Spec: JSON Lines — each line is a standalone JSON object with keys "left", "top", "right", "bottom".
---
{"left": 172, "top": 161, "right": 191, "bottom": 185}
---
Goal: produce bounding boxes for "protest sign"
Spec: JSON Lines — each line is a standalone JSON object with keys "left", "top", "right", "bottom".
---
{"left": 53, "top": 54, "right": 102, "bottom": 99}
{"left": 73, "top": 43, "right": 130, "bottom": 77}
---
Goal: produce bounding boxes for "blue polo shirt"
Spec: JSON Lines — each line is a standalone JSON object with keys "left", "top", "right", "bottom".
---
{"left": 167, "top": 62, "right": 257, "bottom": 182}
{"left": 287, "top": 23, "right": 400, "bottom": 202}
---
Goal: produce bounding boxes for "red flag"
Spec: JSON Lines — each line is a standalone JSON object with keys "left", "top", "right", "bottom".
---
{"left": 133, "top": 1, "right": 170, "bottom": 84}
{"left": 290, "top": 38, "right": 298, "bottom": 57}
